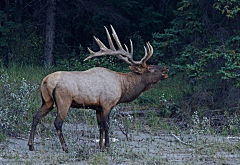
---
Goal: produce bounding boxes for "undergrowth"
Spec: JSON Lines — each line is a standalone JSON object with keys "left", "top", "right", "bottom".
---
{"left": 0, "top": 64, "right": 239, "bottom": 142}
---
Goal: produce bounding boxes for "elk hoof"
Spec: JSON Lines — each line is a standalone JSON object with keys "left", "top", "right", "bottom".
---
{"left": 62, "top": 147, "right": 69, "bottom": 153}
{"left": 105, "top": 146, "right": 112, "bottom": 152}
{"left": 99, "top": 146, "right": 111, "bottom": 152}
{"left": 28, "top": 144, "right": 34, "bottom": 151}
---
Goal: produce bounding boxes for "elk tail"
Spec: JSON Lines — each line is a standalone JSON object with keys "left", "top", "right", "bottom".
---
{"left": 41, "top": 76, "right": 56, "bottom": 108}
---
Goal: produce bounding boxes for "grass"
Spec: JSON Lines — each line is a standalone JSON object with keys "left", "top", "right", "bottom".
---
{"left": 0, "top": 132, "right": 7, "bottom": 142}
{"left": 0, "top": 64, "right": 239, "bottom": 164}
{"left": 133, "top": 72, "right": 192, "bottom": 108}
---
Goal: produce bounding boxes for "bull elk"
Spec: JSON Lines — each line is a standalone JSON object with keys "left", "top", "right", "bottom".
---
{"left": 28, "top": 25, "right": 169, "bottom": 152}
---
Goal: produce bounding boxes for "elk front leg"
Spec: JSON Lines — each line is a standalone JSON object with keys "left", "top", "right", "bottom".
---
{"left": 96, "top": 110, "right": 104, "bottom": 150}
{"left": 103, "top": 113, "right": 110, "bottom": 148}
{"left": 28, "top": 104, "right": 53, "bottom": 151}
{"left": 96, "top": 107, "right": 112, "bottom": 150}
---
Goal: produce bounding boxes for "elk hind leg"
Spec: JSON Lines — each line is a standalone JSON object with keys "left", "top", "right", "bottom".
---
{"left": 28, "top": 103, "right": 54, "bottom": 151}
{"left": 54, "top": 113, "right": 69, "bottom": 152}
{"left": 53, "top": 88, "right": 71, "bottom": 152}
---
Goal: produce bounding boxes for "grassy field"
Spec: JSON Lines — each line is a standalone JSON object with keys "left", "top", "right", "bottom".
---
{"left": 0, "top": 64, "right": 239, "bottom": 164}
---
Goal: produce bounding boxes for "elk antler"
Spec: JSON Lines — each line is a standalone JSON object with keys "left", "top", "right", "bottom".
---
{"left": 84, "top": 25, "right": 153, "bottom": 67}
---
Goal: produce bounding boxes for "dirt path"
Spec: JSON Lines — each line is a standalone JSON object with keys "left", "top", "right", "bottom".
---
{"left": 0, "top": 122, "right": 239, "bottom": 164}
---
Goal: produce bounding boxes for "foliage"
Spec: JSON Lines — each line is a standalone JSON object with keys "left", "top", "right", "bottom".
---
{"left": 0, "top": 11, "right": 44, "bottom": 66}
{"left": 10, "top": 26, "right": 44, "bottom": 65}
{"left": 0, "top": 69, "right": 39, "bottom": 136}
{"left": 152, "top": 0, "right": 240, "bottom": 108}
{"left": 175, "top": 44, "right": 240, "bottom": 85}
{"left": 213, "top": 0, "right": 240, "bottom": 18}
{"left": 0, "top": 0, "right": 176, "bottom": 67}
{"left": 190, "top": 111, "right": 211, "bottom": 136}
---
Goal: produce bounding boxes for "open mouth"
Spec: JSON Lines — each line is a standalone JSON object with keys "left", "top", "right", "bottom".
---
{"left": 162, "top": 67, "right": 169, "bottom": 79}
{"left": 162, "top": 73, "right": 168, "bottom": 79}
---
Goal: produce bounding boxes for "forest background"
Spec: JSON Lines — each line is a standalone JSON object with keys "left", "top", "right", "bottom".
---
{"left": 0, "top": 0, "right": 240, "bottom": 141}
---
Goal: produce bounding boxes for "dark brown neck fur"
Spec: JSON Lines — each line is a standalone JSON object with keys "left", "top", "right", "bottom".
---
{"left": 117, "top": 72, "right": 161, "bottom": 104}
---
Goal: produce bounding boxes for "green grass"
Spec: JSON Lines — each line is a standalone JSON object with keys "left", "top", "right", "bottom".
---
{"left": 0, "top": 132, "right": 7, "bottom": 142}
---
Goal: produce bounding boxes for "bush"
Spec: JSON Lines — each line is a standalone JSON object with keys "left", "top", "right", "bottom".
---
{"left": 0, "top": 70, "right": 39, "bottom": 136}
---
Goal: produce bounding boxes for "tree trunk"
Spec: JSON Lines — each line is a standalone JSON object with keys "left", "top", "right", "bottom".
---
{"left": 34, "top": 0, "right": 46, "bottom": 38}
{"left": 44, "top": 0, "right": 56, "bottom": 68}
{"left": 17, "top": 0, "right": 23, "bottom": 23}
{"left": 3, "top": 0, "right": 9, "bottom": 68}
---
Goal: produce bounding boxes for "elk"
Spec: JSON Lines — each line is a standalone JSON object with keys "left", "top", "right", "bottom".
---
{"left": 28, "top": 25, "right": 169, "bottom": 152}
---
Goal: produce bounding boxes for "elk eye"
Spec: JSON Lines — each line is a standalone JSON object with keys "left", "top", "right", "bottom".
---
{"left": 148, "top": 67, "right": 154, "bottom": 72}
{"left": 148, "top": 66, "right": 154, "bottom": 70}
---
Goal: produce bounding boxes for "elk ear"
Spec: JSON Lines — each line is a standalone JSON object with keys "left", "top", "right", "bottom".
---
{"left": 129, "top": 65, "right": 145, "bottom": 74}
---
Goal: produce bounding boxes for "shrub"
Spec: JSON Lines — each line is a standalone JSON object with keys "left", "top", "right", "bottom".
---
{"left": 0, "top": 71, "right": 39, "bottom": 136}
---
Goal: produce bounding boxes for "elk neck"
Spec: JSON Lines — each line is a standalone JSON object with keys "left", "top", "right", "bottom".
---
{"left": 117, "top": 72, "right": 161, "bottom": 104}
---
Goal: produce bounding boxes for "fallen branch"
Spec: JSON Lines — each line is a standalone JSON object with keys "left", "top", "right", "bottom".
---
{"left": 117, "top": 120, "right": 129, "bottom": 141}
{"left": 171, "top": 133, "right": 195, "bottom": 147}
{"left": 117, "top": 109, "right": 160, "bottom": 116}
{"left": 227, "top": 136, "right": 240, "bottom": 141}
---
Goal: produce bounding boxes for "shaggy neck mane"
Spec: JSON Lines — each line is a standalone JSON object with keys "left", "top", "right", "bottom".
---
{"left": 117, "top": 72, "right": 160, "bottom": 104}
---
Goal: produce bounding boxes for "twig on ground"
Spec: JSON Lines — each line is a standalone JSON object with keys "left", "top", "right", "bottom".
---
{"left": 227, "top": 136, "right": 240, "bottom": 141}
{"left": 171, "top": 133, "right": 195, "bottom": 147}
{"left": 117, "top": 109, "right": 160, "bottom": 116}
{"left": 118, "top": 122, "right": 129, "bottom": 141}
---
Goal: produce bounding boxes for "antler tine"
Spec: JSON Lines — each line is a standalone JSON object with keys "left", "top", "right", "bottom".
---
{"left": 147, "top": 42, "right": 153, "bottom": 58}
{"left": 84, "top": 38, "right": 109, "bottom": 61}
{"left": 130, "top": 39, "right": 133, "bottom": 56}
{"left": 84, "top": 48, "right": 94, "bottom": 61}
{"left": 107, "top": 25, "right": 132, "bottom": 64}
{"left": 110, "top": 25, "right": 136, "bottom": 63}
{"left": 124, "top": 44, "right": 129, "bottom": 53}
{"left": 83, "top": 37, "right": 109, "bottom": 61}
{"left": 139, "top": 46, "right": 148, "bottom": 64}
{"left": 110, "top": 25, "right": 124, "bottom": 51}
{"left": 87, "top": 47, "right": 94, "bottom": 55}
{"left": 145, "top": 42, "right": 153, "bottom": 61}
{"left": 104, "top": 26, "right": 116, "bottom": 51}
{"left": 94, "top": 36, "right": 108, "bottom": 50}
{"left": 139, "top": 42, "right": 153, "bottom": 66}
